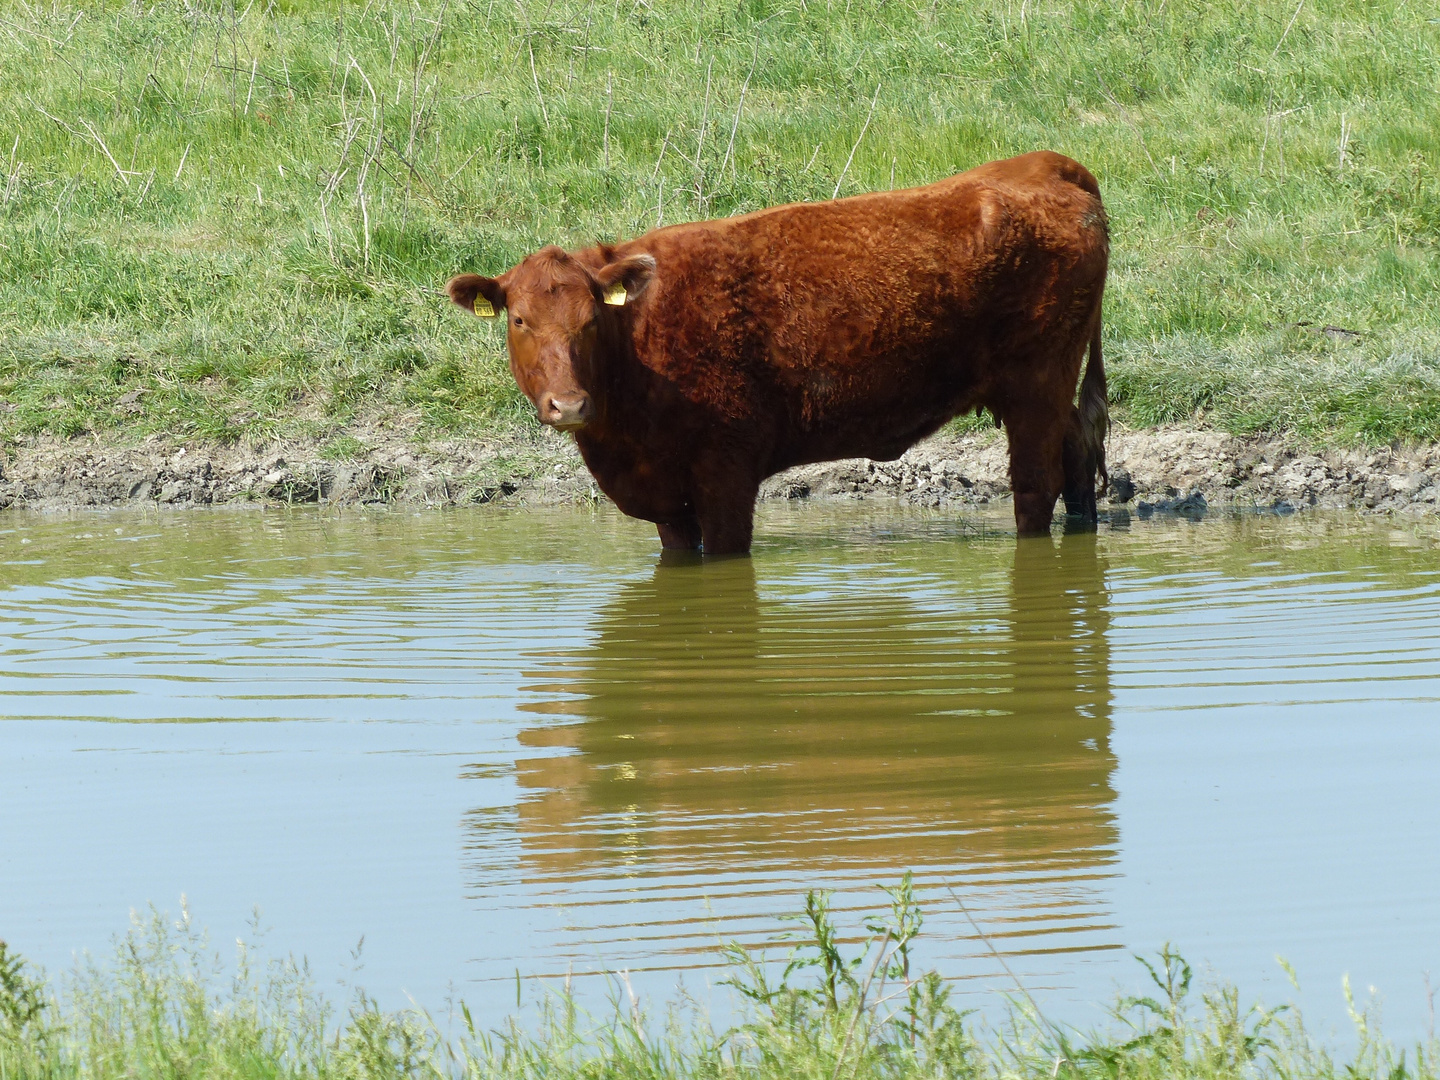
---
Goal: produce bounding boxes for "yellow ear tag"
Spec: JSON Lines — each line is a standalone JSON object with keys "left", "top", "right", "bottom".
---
{"left": 474, "top": 297, "right": 497, "bottom": 318}
{"left": 602, "top": 282, "right": 628, "bottom": 306}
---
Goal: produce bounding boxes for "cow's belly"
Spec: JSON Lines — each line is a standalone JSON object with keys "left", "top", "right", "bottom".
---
{"left": 779, "top": 411, "right": 962, "bottom": 471}
{"left": 772, "top": 348, "right": 985, "bottom": 469}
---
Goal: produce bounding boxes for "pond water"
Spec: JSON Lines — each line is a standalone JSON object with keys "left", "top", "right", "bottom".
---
{"left": 2, "top": 504, "right": 1438, "bottom": 1042}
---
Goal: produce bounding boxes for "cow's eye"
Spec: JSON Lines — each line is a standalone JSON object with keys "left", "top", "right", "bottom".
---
{"left": 513, "top": 316, "right": 524, "bottom": 327}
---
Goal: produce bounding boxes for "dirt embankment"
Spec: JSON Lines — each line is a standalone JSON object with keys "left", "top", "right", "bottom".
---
{"left": 2, "top": 425, "right": 1439, "bottom": 517}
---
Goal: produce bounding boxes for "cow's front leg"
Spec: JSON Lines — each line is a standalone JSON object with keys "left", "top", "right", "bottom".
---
{"left": 693, "top": 470, "right": 761, "bottom": 556}
{"left": 656, "top": 516, "right": 702, "bottom": 551}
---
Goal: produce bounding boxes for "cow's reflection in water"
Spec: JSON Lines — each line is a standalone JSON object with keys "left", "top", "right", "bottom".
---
{"left": 505, "top": 536, "right": 1116, "bottom": 913}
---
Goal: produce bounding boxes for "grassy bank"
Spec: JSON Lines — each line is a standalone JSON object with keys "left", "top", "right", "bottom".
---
{"left": 1, "top": 882, "right": 1433, "bottom": 1080}
{"left": 0, "top": 0, "right": 1437, "bottom": 454}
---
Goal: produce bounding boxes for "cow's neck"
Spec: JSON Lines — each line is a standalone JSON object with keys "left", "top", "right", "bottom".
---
{"left": 571, "top": 307, "right": 687, "bottom": 515}
{"left": 584, "top": 306, "right": 650, "bottom": 449}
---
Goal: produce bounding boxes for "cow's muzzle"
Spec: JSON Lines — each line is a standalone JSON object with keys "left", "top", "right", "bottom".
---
{"left": 539, "top": 393, "right": 592, "bottom": 431}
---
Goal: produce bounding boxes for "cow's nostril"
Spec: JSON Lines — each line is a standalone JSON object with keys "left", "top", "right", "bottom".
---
{"left": 539, "top": 394, "right": 591, "bottom": 430}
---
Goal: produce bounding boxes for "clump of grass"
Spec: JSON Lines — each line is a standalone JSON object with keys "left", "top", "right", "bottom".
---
{"left": 320, "top": 434, "right": 372, "bottom": 461}
{"left": 1110, "top": 326, "right": 1440, "bottom": 443}
{"left": 0, "top": 1, "right": 1435, "bottom": 450}
{"left": 0, "top": 938, "right": 50, "bottom": 1051}
{"left": 1, "top": 879, "right": 1435, "bottom": 1080}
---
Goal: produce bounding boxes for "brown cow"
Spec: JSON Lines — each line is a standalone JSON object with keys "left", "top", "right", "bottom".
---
{"left": 446, "top": 150, "right": 1109, "bottom": 555}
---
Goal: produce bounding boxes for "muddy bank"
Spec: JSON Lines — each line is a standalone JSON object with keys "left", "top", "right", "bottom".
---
{"left": 760, "top": 426, "right": 1440, "bottom": 517}
{"left": 2, "top": 425, "right": 1439, "bottom": 517}
{"left": 0, "top": 429, "right": 589, "bottom": 511}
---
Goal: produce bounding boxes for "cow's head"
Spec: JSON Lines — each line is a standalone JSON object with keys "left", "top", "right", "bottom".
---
{"left": 445, "top": 245, "right": 655, "bottom": 432}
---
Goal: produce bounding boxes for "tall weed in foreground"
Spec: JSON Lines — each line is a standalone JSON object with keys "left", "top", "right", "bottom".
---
{"left": 1, "top": 878, "right": 1436, "bottom": 1080}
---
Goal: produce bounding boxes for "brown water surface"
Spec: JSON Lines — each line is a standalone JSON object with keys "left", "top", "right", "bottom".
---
{"left": 1, "top": 504, "right": 1437, "bottom": 1038}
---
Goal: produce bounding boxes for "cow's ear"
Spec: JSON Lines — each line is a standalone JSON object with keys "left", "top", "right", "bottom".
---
{"left": 593, "top": 253, "right": 656, "bottom": 307}
{"left": 445, "top": 273, "right": 505, "bottom": 318}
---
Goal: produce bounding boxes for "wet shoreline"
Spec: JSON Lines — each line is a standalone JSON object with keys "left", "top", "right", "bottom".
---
{"left": 3, "top": 424, "right": 1438, "bottom": 516}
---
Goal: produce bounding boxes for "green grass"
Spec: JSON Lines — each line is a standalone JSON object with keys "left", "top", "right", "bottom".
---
{"left": 0, "top": 0, "right": 1436, "bottom": 450}
{"left": 1, "top": 880, "right": 1434, "bottom": 1080}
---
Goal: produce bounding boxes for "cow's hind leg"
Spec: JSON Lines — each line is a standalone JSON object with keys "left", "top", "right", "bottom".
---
{"left": 1005, "top": 408, "right": 1068, "bottom": 536}
{"left": 1061, "top": 407, "right": 1098, "bottom": 527}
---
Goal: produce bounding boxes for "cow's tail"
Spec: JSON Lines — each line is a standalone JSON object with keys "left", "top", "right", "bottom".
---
{"left": 1078, "top": 315, "right": 1109, "bottom": 496}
